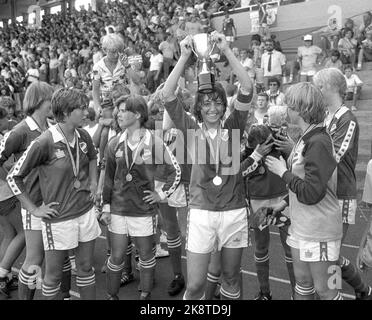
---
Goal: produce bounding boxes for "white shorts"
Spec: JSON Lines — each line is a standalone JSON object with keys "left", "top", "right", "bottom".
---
{"left": 250, "top": 196, "right": 289, "bottom": 217}
{"left": 339, "top": 199, "right": 356, "bottom": 225}
{"left": 154, "top": 180, "right": 188, "bottom": 207}
{"left": 186, "top": 207, "right": 248, "bottom": 254}
{"left": 287, "top": 234, "right": 341, "bottom": 262}
{"left": 300, "top": 70, "right": 317, "bottom": 76}
{"left": 108, "top": 214, "right": 156, "bottom": 237}
{"left": 21, "top": 208, "right": 42, "bottom": 231}
{"left": 42, "top": 207, "right": 101, "bottom": 251}
{"left": 226, "top": 36, "right": 234, "bottom": 42}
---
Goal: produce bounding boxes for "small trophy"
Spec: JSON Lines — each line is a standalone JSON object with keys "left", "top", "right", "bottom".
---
{"left": 192, "top": 33, "right": 217, "bottom": 94}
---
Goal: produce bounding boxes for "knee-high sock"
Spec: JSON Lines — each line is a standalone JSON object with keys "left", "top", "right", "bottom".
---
{"left": 76, "top": 269, "right": 96, "bottom": 300}
{"left": 42, "top": 282, "right": 61, "bottom": 300}
{"left": 285, "top": 255, "right": 296, "bottom": 294}
{"left": 220, "top": 284, "right": 241, "bottom": 300}
{"left": 18, "top": 268, "right": 38, "bottom": 300}
{"left": 106, "top": 258, "right": 124, "bottom": 297}
{"left": 332, "top": 291, "right": 343, "bottom": 300}
{"left": 340, "top": 256, "right": 369, "bottom": 294}
{"left": 139, "top": 256, "right": 156, "bottom": 293}
{"left": 294, "top": 283, "right": 315, "bottom": 300}
{"left": 254, "top": 251, "right": 270, "bottom": 294}
{"left": 123, "top": 243, "right": 133, "bottom": 275}
{"left": 167, "top": 236, "right": 182, "bottom": 276}
{"left": 205, "top": 272, "right": 220, "bottom": 300}
{"left": 60, "top": 256, "right": 71, "bottom": 298}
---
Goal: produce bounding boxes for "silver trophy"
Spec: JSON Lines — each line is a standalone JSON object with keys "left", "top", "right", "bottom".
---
{"left": 192, "top": 33, "right": 216, "bottom": 94}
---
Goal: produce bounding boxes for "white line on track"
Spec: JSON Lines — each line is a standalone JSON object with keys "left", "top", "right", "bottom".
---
{"left": 11, "top": 267, "right": 81, "bottom": 299}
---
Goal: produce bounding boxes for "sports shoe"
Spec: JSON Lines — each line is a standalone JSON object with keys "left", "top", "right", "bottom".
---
{"left": 0, "top": 277, "right": 10, "bottom": 298}
{"left": 7, "top": 274, "right": 18, "bottom": 291}
{"left": 120, "top": 272, "right": 134, "bottom": 287}
{"left": 167, "top": 274, "right": 185, "bottom": 296}
{"left": 355, "top": 286, "right": 372, "bottom": 300}
{"left": 351, "top": 106, "right": 357, "bottom": 111}
{"left": 155, "top": 244, "right": 170, "bottom": 258}
{"left": 356, "top": 64, "right": 362, "bottom": 71}
{"left": 254, "top": 291, "right": 272, "bottom": 300}
{"left": 107, "top": 294, "right": 119, "bottom": 300}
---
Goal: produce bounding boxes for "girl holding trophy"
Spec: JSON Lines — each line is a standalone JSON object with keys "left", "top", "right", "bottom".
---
{"left": 161, "top": 31, "right": 254, "bottom": 300}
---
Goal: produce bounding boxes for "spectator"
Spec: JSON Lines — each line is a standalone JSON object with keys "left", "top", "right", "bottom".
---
{"left": 221, "top": 11, "right": 237, "bottom": 47}
{"left": 265, "top": 77, "right": 285, "bottom": 107}
{"left": 357, "top": 30, "right": 372, "bottom": 71}
{"left": 344, "top": 65, "right": 363, "bottom": 111}
{"left": 147, "top": 44, "right": 163, "bottom": 93}
{"left": 338, "top": 28, "right": 358, "bottom": 70}
{"left": 324, "top": 50, "right": 343, "bottom": 71}
{"left": 159, "top": 32, "right": 178, "bottom": 79}
{"left": 261, "top": 38, "right": 286, "bottom": 89}
{"left": 297, "top": 34, "right": 323, "bottom": 82}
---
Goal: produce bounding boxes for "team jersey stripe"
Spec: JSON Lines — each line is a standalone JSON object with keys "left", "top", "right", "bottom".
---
{"left": 335, "top": 121, "right": 356, "bottom": 163}
{"left": 163, "top": 142, "right": 181, "bottom": 198}
{"left": 0, "top": 131, "right": 12, "bottom": 159}
{"left": 242, "top": 159, "right": 259, "bottom": 177}
{"left": 7, "top": 140, "right": 37, "bottom": 195}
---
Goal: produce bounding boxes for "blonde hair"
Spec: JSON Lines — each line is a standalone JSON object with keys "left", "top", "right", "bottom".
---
{"left": 313, "top": 68, "right": 347, "bottom": 98}
{"left": 101, "top": 34, "right": 125, "bottom": 52}
{"left": 267, "top": 105, "right": 287, "bottom": 127}
{"left": 284, "top": 82, "right": 326, "bottom": 125}
{"left": 23, "top": 81, "right": 54, "bottom": 116}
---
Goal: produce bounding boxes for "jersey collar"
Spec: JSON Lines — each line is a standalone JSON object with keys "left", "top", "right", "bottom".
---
{"left": 49, "top": 124, "right": 81, "bottom": 144}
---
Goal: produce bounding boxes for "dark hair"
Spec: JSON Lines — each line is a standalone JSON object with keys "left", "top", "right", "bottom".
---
{"left": 343, "top": 28, "right": 354, "bottom": 38}
{"left": 268, "top": 77, "right": 280, "bottom": 87}
{"left": 194, "top": 82, "right": 227, "bottom": 123}
{"left": 86, "top": 107, "right": 96, "bottom": 121}
{"left": 330, "top": 49, "right": 341, "bottom": 58}
{"left": 343, "top": 64, "right": 353, "bottom": 72}
{"left": 51, "top": 88, "right": 89, "bottom": 122}
{"left": 0, "top": 106, "right": 8, "bottom": 120}
{"left": 116, "top": 94, "right": 148, "bottom": 126}
{"left": 257, "top": 92, "right": 269, "bottom": 101}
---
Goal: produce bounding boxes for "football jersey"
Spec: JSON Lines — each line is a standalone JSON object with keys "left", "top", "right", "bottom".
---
{"left": 164, "top": 90, "right": 253, "bottom": 211}
{"left": 282, "top": 126, "right": 342, "bottom": 242}
{"left": 325, "top": 106, "right": 359, "bottom": 199}
{"left": 0, "top": 117, "right": 46, "bottom": 204}
{"left": 102, "top": 129, "right": 181, "bottom": 217}
{"left": 7, "top": 125, "right": 97, "bottom": 222}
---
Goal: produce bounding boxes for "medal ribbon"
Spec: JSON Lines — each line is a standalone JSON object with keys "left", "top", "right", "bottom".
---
{"left": 123, "top": 129, "right": 147, "bottom": 175}
{"left": 201, "top": 123, "right": 222, "bottom": 178}
{"left": 57, "top": 124, "right": 80, "bottom": 180}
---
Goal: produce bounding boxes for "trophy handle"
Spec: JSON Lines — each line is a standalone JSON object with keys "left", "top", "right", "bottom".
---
{"left": 208, "top": 40, "right": 216, "bottom": 57}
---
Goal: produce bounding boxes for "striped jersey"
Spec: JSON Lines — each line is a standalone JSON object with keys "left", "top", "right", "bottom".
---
{"left": 325, "top": 106, "right": 359, "bottom": 199}
{"left": 7, "top": 125, "right": 97, "bottom": 222}
{"left": 0, "top": 117, "right": 46, "bottom": 204}
{"left": 102, "top": 129, "right": 181, "bottom": 217}
{"left": 164, "top": 90, "right": 253, "bottom": 211}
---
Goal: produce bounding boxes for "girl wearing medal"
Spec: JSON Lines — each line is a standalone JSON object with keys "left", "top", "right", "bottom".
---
{"left": 265, "top": 82, "right": 343, "bottom": 300}
{"left": 100, "top": 95, "right": 181, "bottom": 300}
{"left": 0, "top": 82, "right": 73, "bottom": 300}
{"left": 7, "top": 88, "right": 101, "bottom": 300}
{"left": 162, "top": 32, "right": 254, "bottom": 300}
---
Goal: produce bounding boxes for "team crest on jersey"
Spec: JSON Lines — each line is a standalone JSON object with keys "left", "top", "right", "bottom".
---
{"left": 55, "top": 149, "right": 65, "bottom": 159}
{"left": 142, "top": 148, "right": 152, "bottom": 161}
{"left": 305, "top": 249, "right": 313, "bottom": 258}
{"left": 115, "top": 150, "right": 123, "bottom": 158}
{"left": 330, "top": 124, "right": 337, "bottom": 133}
{"left": 79, "top": 142, "right": 88, "bottom": 154}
